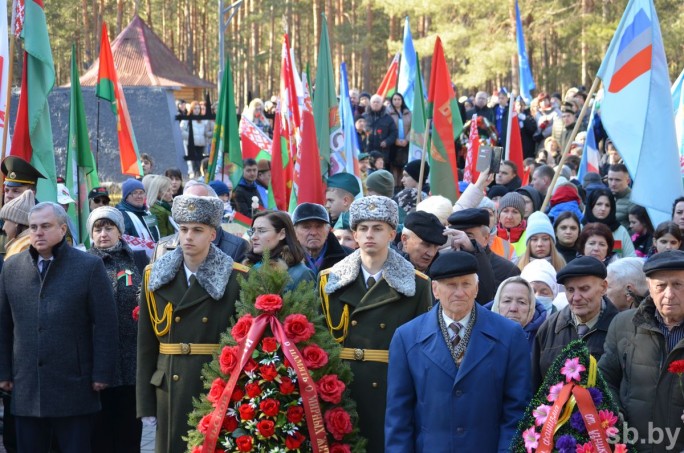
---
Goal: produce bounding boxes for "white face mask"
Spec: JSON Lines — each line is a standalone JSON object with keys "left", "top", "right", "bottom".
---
{"left": 536, "top": 295, "right": 554, "bottom": 312}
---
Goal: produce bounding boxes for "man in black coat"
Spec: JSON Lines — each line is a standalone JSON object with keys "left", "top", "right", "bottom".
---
{"left": 363, "top": 94, "right": 397, "bottom": 166}
{"left": 293, "top": 203, "right": 351, "bottom": 275}
{"left": 231, "top": 158, "right": 262, "bottom": 217}
{"left": 447, "top": 208, "right": 521, "bottom": 290}
{"left": 0, "top": 202, "right": 118, "bottom": 452}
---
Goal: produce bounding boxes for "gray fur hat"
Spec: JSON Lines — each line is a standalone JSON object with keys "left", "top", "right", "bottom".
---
{"left": 172, "top": 195, "right": 223, "bottom": 228}
{"left": 350, "top": 195, "right": 399, "bottom": 230}
{"left": 87, "top": 206, "right": 125, "bottom": 236}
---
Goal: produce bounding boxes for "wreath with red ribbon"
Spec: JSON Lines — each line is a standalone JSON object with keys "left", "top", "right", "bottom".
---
{"left": 511, "top": 340, "right": 633, "bottom": 453}
{"left": 186, "top": 259, "right": 365, "bottom": 453}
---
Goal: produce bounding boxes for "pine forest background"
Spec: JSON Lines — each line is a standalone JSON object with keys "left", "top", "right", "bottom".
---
{"left": 25, "top": 0, "right": 684, "bottom": 107}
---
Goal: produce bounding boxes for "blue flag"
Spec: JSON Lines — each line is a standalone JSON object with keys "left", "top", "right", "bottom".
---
{"left": 597, "top": 0, "right": 683, "bottom": 226}
{"left": 516, "top": 0, "right": 536, "bottom": 102}
{"left": 397, "top": 17, "right": 417, "bottom": 110}
{"left": 672, "top": 67, "right": 684, "bottom": 183}
{"left": 336, "top": 62, "right": 364, "bottom": 195}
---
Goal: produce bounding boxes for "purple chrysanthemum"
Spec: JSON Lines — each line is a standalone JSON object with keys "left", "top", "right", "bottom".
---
{"left": 556, "top": 434, "right": 577, "bottom": 453}
{"left": 588, "top": 387, "right": 603, "bottom": 406}
{"left": 569, "top": 411, "right": 587, "bottom": 433}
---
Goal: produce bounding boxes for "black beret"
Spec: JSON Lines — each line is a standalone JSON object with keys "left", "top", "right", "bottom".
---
{"left": 292, "top": 203, "right": 330, "bottom": 225}
{"left": 403, "top": 211, "right": 447, "bottom": 245}
{"left": 429, "top": 251, "right": 479, "bottom": 280}
{"left": 556, "top": 255, "right": 607, "bottom": 284}
{"left": 447, "top": 208, "right": 490, "bottom": 230}
{"left": 643, "top": 250, "right": 684, "bottom": 276}
{"left": 487, "top": 185, "right": 510, "bottom": 199}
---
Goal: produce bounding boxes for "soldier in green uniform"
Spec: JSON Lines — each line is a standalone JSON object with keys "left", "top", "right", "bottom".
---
{"left": 319, "top": 195, "right": 432, "bottom": 452}
{"left": 1, "top": 156, "right": 46, "bottom": 203}
{"left": 136, "top": 195, "right": 249, "bottom": 453}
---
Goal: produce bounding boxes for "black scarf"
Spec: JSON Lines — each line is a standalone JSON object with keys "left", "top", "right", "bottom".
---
{"left": 582, "top": 187, "right": 621, "bottom": 231}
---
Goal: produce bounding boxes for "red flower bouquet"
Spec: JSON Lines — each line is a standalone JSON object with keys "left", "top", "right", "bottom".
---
{"left": 186, "top": 260, "right": 365, "bottom": 452}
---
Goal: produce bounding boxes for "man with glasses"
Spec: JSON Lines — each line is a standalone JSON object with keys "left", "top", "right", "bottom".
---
{"left": 0, "top": 202, "right": 118, "bottom": 452}
{"left": 88, "top": 187, "right": 111, "bottom": 211}
{"left": 116, "top": 178, "right": 160, "bottom": 243}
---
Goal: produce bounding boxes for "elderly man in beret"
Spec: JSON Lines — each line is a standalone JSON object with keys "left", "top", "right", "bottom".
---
{"left": 385, "top": 251, "right": 531, "bottom": 452}
{"left": 599, "top": 250, "right": 684, "bottom": 452}
{"left": 448, "top": 207, "right": 520, "bottom": 290}
{"left": 137, "top": 195, "right": 250, "bottom": 453}
{"left": 532, "top": 256, "right": 620, "bottom": 389}
{"left": 400, "top": 210, "right": 447, "bottom": 273}
{"left": 320, "top": 195, "right": 432, "bottom": 452}
{"left": 293, "top": 202, "right": 351, "bottom": 275}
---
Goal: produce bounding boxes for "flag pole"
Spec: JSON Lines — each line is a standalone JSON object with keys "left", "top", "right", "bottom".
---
{"left": 415, "top": 118, "right": 432, "bottom": 204}
{"left": 540, "top": 76, "right": 600, "bottom": 212}
{"left": 95, "top": 98, "right": 100, "bottom": 171}
{"left": 1, "top": 37, "right": 15, "bottom": 161}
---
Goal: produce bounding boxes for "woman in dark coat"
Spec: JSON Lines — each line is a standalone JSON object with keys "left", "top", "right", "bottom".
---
{"left": 87, "top": 207, "right": 148, "bottom": 453}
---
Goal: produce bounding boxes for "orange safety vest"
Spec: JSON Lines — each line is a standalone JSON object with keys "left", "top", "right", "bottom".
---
{"left": 490, "top": 235, "right": 515, "bottom": 261}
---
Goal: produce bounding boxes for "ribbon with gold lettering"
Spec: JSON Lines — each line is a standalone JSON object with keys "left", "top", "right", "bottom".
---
{"left": 537, "top": 383, "right": 575, "bottom": 453}
{"left": 572, "top": 385, "right": 612, "bottom": 453}
{"left": 202, "top": 313, "right": 329, "bottom": 452}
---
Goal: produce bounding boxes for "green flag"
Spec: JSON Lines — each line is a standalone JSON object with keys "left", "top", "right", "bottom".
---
{"left": 408, "top": 57, "right": 426, "bottom": 163}
{"left": 66, "top": 45, "right": 99, "bottom": 246}
{"left": 207, "top": 56, "right": 241, "bottom": 187}
{"left": 312, "top": 14, "right": 339, "bottom": 178}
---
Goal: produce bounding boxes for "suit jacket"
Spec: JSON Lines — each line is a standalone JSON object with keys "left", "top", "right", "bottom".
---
{"left": 0, "top": 239, "right": 118, "bottom": 417}
{"left": 385, "top": 304, "right": 532, "bottom": 453}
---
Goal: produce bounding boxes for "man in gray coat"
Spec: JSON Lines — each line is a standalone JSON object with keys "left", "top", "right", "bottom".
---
{"left": 599, "top": 250, "right": 684, "bottom": 452}
{"left": 0, "top": 202, "right": 118, "bottom": 452}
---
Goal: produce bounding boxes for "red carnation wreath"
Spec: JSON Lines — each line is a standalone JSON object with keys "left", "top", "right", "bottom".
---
{"left": 186, "top": 262, "right": 364, "bottom": 452}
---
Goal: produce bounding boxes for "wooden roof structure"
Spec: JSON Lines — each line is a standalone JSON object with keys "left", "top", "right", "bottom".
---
{"left": 79, "top": 14, "right": 214, "bottom": 94}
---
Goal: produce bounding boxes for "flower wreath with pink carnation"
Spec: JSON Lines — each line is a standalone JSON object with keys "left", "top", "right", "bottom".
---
{"left": 186, "top": 257, "right": 365, "bottom": 453}
{"left": 511, "top": 340, "right": 634, "bottom": 453}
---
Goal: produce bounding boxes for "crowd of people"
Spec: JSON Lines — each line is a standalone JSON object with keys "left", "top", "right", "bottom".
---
{"left": 0, "top": 84, "right": 680, "bottom": 453}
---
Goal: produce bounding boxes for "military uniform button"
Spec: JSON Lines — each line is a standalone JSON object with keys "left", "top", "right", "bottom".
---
{"left": 351, "top": 320, "right": 358, "bottom": 326}
{"left": 175, "top": 316, "right": 181, "bottom": 322}
{"left": 379, "top": 323, "right": 386, "bottom": 329}
{"left": 172, "top": 375, "right": 180, "bottom": 381}
{"left": 372, "top": 382, "right": 378, "bottom": 388}
{"left": 202, "top": 317, "right": 208, "bottom": 323}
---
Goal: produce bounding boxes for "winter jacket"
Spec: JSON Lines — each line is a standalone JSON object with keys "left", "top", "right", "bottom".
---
{"left": 305, "top": 232, "right": 352, "bottom": 276}
{"left": 363, "top": 109, "right": 398, "bottom": 154}
{"left": 232, "top": 177, "right": 263, "bottom": 218}
{"left": 486, "top": 246, "right": 521, "bottom": 288}
{"left": 614, "top": 187, "right": 635, "bottom": 231}
{"left": 88, "top": 240, "right": 146, "bottom": 387}
{"left": 150, "top": 200, "right": 175, "bottom": 237}
{"left": 116, "top": 200, "right": 160, "bottom": 242}
{"left": 599, "top": 297, "right": 684, "bottom": 452}
{"left": 532, "top": 297, "right": 619, "bottom": 389}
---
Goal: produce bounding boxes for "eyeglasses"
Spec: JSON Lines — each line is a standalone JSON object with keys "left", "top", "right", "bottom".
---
{"left": 91, "top": 197, "right": 108, "bottom": 205}
{"left": 247, "top": 228, "right": 276, "bottom": 237}
{"left": 129, "top": 190, "right": 145, "bottom": 198}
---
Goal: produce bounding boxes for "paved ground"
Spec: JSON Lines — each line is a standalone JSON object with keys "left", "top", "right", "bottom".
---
{"left": 0, "top": 403, "right": 156, "bottom": 452}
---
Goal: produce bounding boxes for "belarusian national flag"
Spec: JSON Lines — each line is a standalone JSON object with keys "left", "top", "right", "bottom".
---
{"left": 239, "top": 116, "right": 272, "bottom": 160}
{"left": 377, "top": 53, "right": 400, "bottom": 100}
{"left": 96, "top": 22, "right": 142, "bottom": 177}
{"left": 9, "top": 0, "right": 57, "bottom": 202}
{"left": 426, "top": 37, "right": 460, "bottom": 203}
{"left": 66, "top": 45, "right": 99, "bottom": 246}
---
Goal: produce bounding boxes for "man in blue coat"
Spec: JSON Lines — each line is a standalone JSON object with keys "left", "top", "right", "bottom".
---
{"left": 385, "top": 251, "right": 532, "bottom": 452}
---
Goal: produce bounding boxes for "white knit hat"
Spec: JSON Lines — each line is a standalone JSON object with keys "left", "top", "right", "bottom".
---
{"left": 0, "top": 189, "right": 35, "bottom": 226}
{"left": 520, "top": 259, "right": 559, "bottom": 297}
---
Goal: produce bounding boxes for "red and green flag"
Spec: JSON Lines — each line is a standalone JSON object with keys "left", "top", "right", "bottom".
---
{"left": 9, "top": 0, "right": 57, "bottom": 201}
{"left": 96, "top": 22, "right": 142, "bottom": 177}
{"left": 426, "top": 37, "right": 461, "bottom": 203}
{"left": 66, "top": 45, "right": 99, "bottom": 246}
{"left": 289, "top": 73, "right": 325, "bottom": 210}
{"left": 312, "top": 14, "right": 339, "bottom": 178}
{"left": 206, "top": 55, "right": 241, "bottom": 187}
{"left": 377, "top": 53, "right": 400, "bottom": 100}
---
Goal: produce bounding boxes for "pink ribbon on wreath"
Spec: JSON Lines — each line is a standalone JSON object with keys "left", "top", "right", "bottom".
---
{"left": 203, "top": 313, "right": 330, "bottom": 453}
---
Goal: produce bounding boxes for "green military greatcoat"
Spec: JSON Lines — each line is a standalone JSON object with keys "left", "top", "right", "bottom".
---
{"left": 137, "top": 245, "right": 248, "bottom": 453}
{"left": 320, "top": 248, "right": 432, "bottom": 453}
